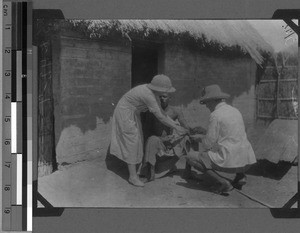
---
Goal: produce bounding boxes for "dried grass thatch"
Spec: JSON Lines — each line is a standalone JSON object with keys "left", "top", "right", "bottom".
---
{"left": 69, "top": 20, "right": 274, "bottom": 65}
{"left": 276, "top": 42, "right": 298, "bottom": 66}
{"left": 279, "top": 42, "right": 298, "bottom": 56}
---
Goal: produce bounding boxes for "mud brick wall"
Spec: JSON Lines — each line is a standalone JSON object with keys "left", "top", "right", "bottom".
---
{"left": 163, "top": 44, "right": 257, "bottom": 132}
{"left": 52, "top": 36, "right": 131, "bottom": 164}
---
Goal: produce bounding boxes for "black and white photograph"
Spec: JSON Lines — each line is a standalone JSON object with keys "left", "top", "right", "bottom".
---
{"left": 35, "top": 19, "right": 298, "bottom": 208}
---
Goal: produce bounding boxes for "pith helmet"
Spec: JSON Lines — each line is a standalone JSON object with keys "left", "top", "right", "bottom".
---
{"left": 147, "top": 74, "right": 176, "bottom": 93}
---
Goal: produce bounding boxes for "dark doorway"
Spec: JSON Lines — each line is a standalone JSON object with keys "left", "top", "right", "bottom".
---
{"left": 131, "top": 41, "right": 162, "bottom": 143}
{"left": 131, "top": 41, "right": 160, "bottom": 87}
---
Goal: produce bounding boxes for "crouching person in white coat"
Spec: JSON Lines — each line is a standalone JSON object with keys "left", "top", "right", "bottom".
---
{"left": 184, "top": 84, "right": 257, "bottom": 194}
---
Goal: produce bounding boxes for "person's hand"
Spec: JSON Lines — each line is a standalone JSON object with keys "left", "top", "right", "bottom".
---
{"left": 190, "top": 126, "right": 207, "bottom": 135}
{"left": 190, "top": 134, "right": 204, "bottom": 142}
{"left": 175, "top": 125, "right": 189, "bottom": 136}
{"left": 161, "top": 135, "right": 174, "bottom": 142}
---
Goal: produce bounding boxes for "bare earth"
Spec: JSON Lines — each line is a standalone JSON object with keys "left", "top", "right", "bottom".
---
{"left": 38, "top": 154, "right": 298, "bottom": 209}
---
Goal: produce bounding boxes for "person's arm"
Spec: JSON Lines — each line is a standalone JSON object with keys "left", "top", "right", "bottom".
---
{"left": 174, "top": 107, "right": 190, "bottom": 130}
{"left": 175, "top": 108, "right": 208, "bottom": 136}
{"left": 144, "top": 94, "right": 187, "bottom": 135}
{"left": 154, "top": 110, "right": 186, "bottom": 134}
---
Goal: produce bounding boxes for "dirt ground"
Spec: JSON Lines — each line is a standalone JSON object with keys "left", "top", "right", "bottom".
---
{"left": 38, "top": 153, "right": 298, "bottom": 208}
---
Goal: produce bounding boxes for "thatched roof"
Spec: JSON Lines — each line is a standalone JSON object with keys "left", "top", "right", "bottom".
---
{"left": 69, "top": 20, "right": 274, "bottom": 65}
{"left": 274, "top": 42, "right": 298, "bottom": 66}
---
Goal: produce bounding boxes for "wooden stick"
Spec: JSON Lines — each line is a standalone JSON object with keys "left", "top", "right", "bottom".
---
{"left": 234, "top": 189, "right": 274, "bottom": 208}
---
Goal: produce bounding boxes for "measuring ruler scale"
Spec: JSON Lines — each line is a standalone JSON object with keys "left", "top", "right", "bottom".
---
{"left": 2, "top": 1, "right": 32, "bottom": 231}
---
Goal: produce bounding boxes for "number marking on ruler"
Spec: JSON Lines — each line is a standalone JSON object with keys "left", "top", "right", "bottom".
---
{"left": 3, "top": 1, "right": 32, "bottom": 231}
{"left": 2, "top": 1, "right": 12, "bottom": 231}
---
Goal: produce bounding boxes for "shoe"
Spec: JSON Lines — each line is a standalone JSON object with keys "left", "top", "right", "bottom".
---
{"left": 182, "top": 170, "right": 193, "bottom": 179}
{"left": 237, "top": 177, "right": 247, "bottom": 186}
{"left": 155, "top": 165, "right": 178, "bottom": 179}
{"left": 182, "top": 164, "right": 194, "bottom": 179}
{"left": 139, "top": 176, "right": 148, "bottom": 183}
{"left": 182, "top": 171, "right": 202, "bottom": 181}
{"left": 128, "top": 177, "right": 145, "bottom": 187}
{"left": 232, "top": 174, "right": 247, "bottom": 187}
{"left": 211, "top": 181, "right": 234, "bottom": 195}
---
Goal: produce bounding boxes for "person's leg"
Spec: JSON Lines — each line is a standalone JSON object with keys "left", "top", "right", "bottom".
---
{"left": 128, "top": 164, "right": 144, "bottom": 187}
{"left": 149, "top": 163, "right": 155, "bottom": 181}
{"left": 183, "top": 150, "right": 206, "bottom": 179}
{"left": 232, "top": 172, "right": 247, "bottom": 187}
{"left": 144, "top": 136, "right": 162, "bottom": 165}
{"left": 205, "top": 170, "right": 233, "bottom": 193}
{"left": 183, "top": 162, "right": 192, "bottom": 178}
{"left": 142, "top": 136, "right": 165, "bottom": 181}
{"left": 185, "top": 151, "right": 233, "bottom": 193}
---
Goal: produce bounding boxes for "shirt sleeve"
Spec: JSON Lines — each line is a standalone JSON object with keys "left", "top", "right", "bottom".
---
{"left": 202, "top": 114, "right": 219, "bottom": 150}
{"left": 143, "top": 92, "right": 162, "bottom": 115}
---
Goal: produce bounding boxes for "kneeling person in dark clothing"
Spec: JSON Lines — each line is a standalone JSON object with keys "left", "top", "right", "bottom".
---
{"left": 140, "top": 93, "right": 191, "bottom": 181}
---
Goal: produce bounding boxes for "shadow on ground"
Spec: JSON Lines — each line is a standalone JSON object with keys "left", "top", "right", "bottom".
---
{"left": 176, "top": 171, "right": 231, "bottom": 197}
{"left": 246, "top": 159, "right": 296, "bottom": 180}
{"left": 105, "top": 151, "right": 129, "bottom": 181}
{"left": 166, "top": 169, "right": 231, "bottom": 196}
